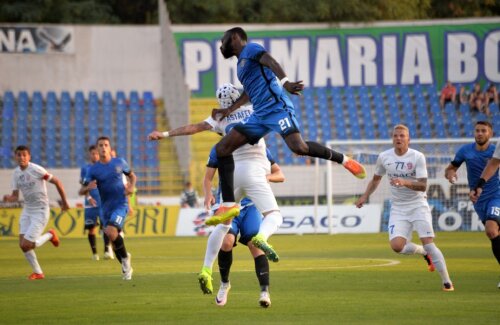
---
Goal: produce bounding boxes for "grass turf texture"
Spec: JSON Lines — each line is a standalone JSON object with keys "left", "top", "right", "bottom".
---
{"left": 0, "top": 232, "right": 497, "bottom": 324}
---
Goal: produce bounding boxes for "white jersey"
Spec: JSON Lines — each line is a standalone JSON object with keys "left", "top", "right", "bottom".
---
{"left": 204, "top": 104, "right": 268, "bottom": 165}
{"left": 11, "top": 162, "right": 52, "bottom": 209}
{"left": 494, "top": 139, "right": 500, "bottom": 159}
{"left": 375, "top": 148, "right": 428, "bottom": 208}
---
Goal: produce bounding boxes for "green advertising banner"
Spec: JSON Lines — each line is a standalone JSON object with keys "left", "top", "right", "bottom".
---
{"left": 173, "top": 19, "right": 500, "bottom": 97}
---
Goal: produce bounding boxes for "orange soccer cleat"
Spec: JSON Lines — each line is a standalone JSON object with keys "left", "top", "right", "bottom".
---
{"left": 442, "top": 282, "right": 454, "bottom": 292}
{"left": 343, "top": 157, "right": 366, "bottom": 179}
{"left": 48, "top": 229, "right": 60, "bottom": 247}
{"left": 423, "top": 254, "right": 435, "bottom": 272}
{"left": 28, "top": 272, "right": 45, "bottom": 280}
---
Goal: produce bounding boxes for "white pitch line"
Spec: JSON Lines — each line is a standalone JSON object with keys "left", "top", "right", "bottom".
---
{"left": 0, "top": 258, "right": 400, "bottom": 281}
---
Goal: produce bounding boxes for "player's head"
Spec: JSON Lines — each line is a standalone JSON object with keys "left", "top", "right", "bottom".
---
{"left": 14, "top": 145, "right": 31, "bottom": 169}
{"left": 96, "top": 136, "right": 112, "bottom": 159}
{"left": 88, "top": 145, "right": 99, "bottom": 163}
{"left": 474, "top": 121, "right": 492, "bottom": 146}
{"left": 220, "top": 27, "right": 247, "bottom": 59}
{"left": 216, "top": 83, "right": 240, "bottom": 109}
{"left": 392, "top": 124, "right": 410, "bottom": 151}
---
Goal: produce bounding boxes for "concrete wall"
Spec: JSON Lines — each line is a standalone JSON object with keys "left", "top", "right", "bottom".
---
{"left": 0, "top": 25, "right": 162, "bottom": 95}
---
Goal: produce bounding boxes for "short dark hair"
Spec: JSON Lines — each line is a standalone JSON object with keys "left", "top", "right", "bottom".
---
{"left": 476, "top": 121, "right": 492, "bottom": 129}
{"left": 96, "top": 136, "right": 111, "bottom": 145}
{"left": 228, "top": 27, "right": 247, "bottom": 41}
{"left": 15, "top": 145, "right": 30, "bottom": 154}
{"left": 88, "top": 145, "right": 96, "bottom": 151}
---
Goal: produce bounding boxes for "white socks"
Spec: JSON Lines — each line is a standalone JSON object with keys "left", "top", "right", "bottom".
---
{"left": 424, "top": 243, "right": 452, "bottom": 284}
{"left": 24, "top": 250, "right": 43, "bottom": 274}
{"left": 203, "top": 224, "right": 231, "bottom": 269}
{"left": 400, "top": 242, "right": 426, "bottom": 255}
{"left": 258, "top": 211, "right": 283, "bottom": 240}
{"left": 35, "top": 232, "right": 53, "bottom": 247}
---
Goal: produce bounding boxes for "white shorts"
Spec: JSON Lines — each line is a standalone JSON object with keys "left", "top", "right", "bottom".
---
{"left": 19, "top": 207, "right": 50, "bottom": 242}
{"left": 233, "top": 160, "right": 279, "bottom": 214}
{"left": 388, "top": 205, "right": 434, "bottom": 241}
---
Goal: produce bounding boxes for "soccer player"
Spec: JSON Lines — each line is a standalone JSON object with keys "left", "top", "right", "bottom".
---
{"left": 80, "top": 145, "right": 113, "bottom": 260}
{"left": 149, "top": 83, "right": 284, "bottom": 262}
{"left": 79, "top": 137, "right": 136, "bottom": 280}
{"left": 202, "top": 145, "right": 284, "bottom": 307}
{"left": 209, "top": 27, "right": 366, "bottom": 232}
{"left": 470, "top": 138, "right": 500, "bottom": 202}
{"left": 2, "top": 145, "right": 70, "bottom": 280}
{"left": 355, "top": 125, "right": 454, "bottom": 291}
{"left": 445, "top": 122, "right": 499, "bottom": 286}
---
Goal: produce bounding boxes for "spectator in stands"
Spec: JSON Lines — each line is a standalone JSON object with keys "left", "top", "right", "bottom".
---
{"left": 469, "top": 83, "right": 490, "bottom": 116}
{"left": 439, "top": 81, "right": 456, "bottom": 108}
{"left": 181, "top": 181, "right": 199, "bottom": 208}
{"left": 485, "top": 83, "right": 499, "bottom": 107}
{"left": 458, "top": 86, "right": 469, "bottom": 105}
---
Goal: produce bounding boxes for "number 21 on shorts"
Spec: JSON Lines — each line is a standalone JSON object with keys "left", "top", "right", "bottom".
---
{"left": 279, "top": 117, "right": 291, "bottom": 131}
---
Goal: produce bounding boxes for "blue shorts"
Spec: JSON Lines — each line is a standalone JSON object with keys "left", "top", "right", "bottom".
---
{"left": 474, "top": 197, "right": 500, "bottom": 224}
{"left": 102, "top": 205, "right": 129, "bottom": 230}
{"left": 84, "top": 208, "right": 101, "bottom": 229}
{"left": 229, "top": 205, "right": 262, "bottom": 245}
{"left": 233, "top": 109, "right": 300, "bottom": 145}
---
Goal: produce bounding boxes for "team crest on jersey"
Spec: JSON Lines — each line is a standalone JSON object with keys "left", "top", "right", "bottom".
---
{"left": 19, "top": 175, "right": 25, "bottom": 181}
{"left": 239, "top": 59, "right": 246, "bottom": 68}
{"left": 407, "top": 162, "right": 413, "bottom": 170}
{"left": 115, "top": 166, "right": 122, "bottom": 174}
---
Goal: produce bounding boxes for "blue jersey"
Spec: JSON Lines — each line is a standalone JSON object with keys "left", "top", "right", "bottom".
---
{"left": 451, "top": 142, "right": 499, "bottom": 203}
{"left": 237, "top": 43, "right": 294, "bottom": 117}
{"left": 83, "top": 158, "right": 131, "bottom": 214}
{"left": 80, "top": 164, "right": 101, "bottom": 209}
{"left": 207, "top": 145, "right": 276, "bottom": 208}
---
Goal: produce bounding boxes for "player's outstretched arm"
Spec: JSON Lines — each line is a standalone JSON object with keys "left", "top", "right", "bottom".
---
{"left": 267, "top": 163, "right": 285, "bottom": 183}
{"left": 355, "top": 175, "right": 382, "bottom": 208}
{"left": 259, "top": 52, "right": 304, "bottom": 95}
{"left": 390, "top": 177, "right": 427, "bottom": 192}
{"left": 203, "top": 167, "right": 217, "bottom": 210}
{"left": 3, "top": 190, "right": 19, "bottom": 202}
{"left": 125, "top": 172, "right": 137, "bottom": 196}
{"left": 212, "top": 92, "right": 249, "bottom": 120}
{"left": 49, "top": 176, "right": 70, "bottom": 211}
{"left": 444, "top": 163, "right": 459, "bottom": 184}
{"left": 148, "top": 121, "right": 213, "bottom": 140}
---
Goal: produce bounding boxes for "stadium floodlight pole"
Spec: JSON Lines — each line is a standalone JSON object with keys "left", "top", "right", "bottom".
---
{"left": 325, "top": 147, "right": 334, "bottom": 235}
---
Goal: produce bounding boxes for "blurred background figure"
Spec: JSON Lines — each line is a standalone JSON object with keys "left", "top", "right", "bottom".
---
{"left": 180, "top": 181, "right": 199, "bottom": 208}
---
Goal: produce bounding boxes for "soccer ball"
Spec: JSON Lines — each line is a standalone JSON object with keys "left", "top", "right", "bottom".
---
{"left": 216, "top": 83, "right": 240, "bottom": 109}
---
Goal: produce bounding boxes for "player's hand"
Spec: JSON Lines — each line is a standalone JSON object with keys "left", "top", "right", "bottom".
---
{"left": 124, "top": 184, "right": 135, "bottom": 196}
{"left": 87, "top": 180, "right": 97, "bottom": 190}
{"left": 355, "top": 195, "right": 367, "bottom": 208}
{"left": 283, "top": 80, "right": 305, "bottom": 96}
{"left": 88, "top": 197, "right": 97, "bottom": 207}
{"left": 390, "top": 178, "right": 405, "bottom": 188}
{"left": 60, "top": 200, "right": 70, "bottom": 211}
{"left": 469, "top": 188, "right": 482, "bottom": 203}
{"left": 148, "top": 130, "right": 164, "bottom": 141}
{"left": 445, "top": 171, "right": 457, "bottom": 184}
{"left": 204, "top": 194, "right": 215, "bottom": 210}
{"left": 211, "top": 108, "right": 231, "bottom": 121}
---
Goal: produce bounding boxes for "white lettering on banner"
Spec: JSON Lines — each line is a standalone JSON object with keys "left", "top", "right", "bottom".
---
{"left": 271, "top": 38, "right": 310, "bottom": 86}
{"left": 17, "top": 30, "right": 36, "bottom": 52}
{"left": 401, "top": 35, "right": 433, "bottom": 85}
{"left": 183, "top": 40, "right": 212, "bottom": 91}
{"left": 0, "top": 29, "right": 16, "bottom": 52}
{"left": 470, "top": 211, "right": 485, "bottom": 231}
{"left": 348, "top": 37, "right": 377, "bottom": 86}
{"left": 484, "top": 30, "right": 500, "bottom": 82}
{"left": 437, "top": 211, "right": 462, "bottom": 231}
{"left": 382, "top": 35, "right": 398, "bottom": 85}
{"left": 447, "top": 33, "right": 478, "bottom": 83}
{"left": 313, "top": 37, "right": 344, "bottom": 87}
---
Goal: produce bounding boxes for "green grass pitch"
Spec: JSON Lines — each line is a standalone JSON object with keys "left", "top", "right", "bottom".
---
{"left": 0, "top": 232, "right": 498, "bottom": 324}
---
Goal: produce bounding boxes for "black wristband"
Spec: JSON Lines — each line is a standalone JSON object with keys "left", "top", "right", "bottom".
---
{"left": 475, "top": 178, "right": 486, "bottom": 190}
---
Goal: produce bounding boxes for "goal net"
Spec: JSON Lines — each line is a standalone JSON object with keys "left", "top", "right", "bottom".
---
{"left": 324, "top": 138, "right": 491, "bottom": 235}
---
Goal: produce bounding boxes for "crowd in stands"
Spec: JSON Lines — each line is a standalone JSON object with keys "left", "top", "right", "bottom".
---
{"left": 440, "top": 81, "right": 498, "bottom": 116}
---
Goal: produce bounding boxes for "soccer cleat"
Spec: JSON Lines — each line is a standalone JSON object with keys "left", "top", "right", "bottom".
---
{"left": 342, "top": 157, "right": 366, "bottom": 179}
{"left": 205, "top": 205, "right": 240, "bottom": 226}
{"left": 251, "top": 234, "right": 279, "bottom": 262}
{"left": 198, "top": 267, "right": 213, "bottom": 294}
{"left": 92, "top": 254, "right": 100, "bottom": 261}
{"left": 259, "top": 291, "right": 271, "bottom": 308}
{"left": 423, "top": 254, "right": 435, "bottom": 272}
{"left": 497, "top": 281, "right": 500, "bottom": 289}
{"left": 215, "top": 282, "right": 231, "bottom": 306}
{"left": 48, "top": 229, "right": 60, "bottom": 247}
{"left": 442, "top": 282, "right": 454, "bottom": 292}
{"left": 103, "top": 250, "right": 114, "bottom": 260}
{"left": 121, "top": 253, "right": 133, "bottom": 280}
{"left": 28, "top": 272, "right": 45, "bottom": 280}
